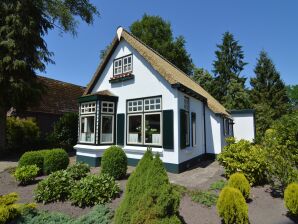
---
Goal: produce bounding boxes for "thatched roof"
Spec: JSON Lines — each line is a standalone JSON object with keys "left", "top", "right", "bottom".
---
{"left": 84, "top": 28, "right": 229, "bottom": 116}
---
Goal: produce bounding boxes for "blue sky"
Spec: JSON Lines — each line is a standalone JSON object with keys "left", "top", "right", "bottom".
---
{"left": 42, "top": 0, "right": 298, "bottom": 87}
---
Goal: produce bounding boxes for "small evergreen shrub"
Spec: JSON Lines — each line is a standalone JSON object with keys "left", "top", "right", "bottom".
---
{"left": 217, "top": 187, "right": 248, "bottom": 224}
{"left": 70, "top": 173, "right": 120, "bottom": 207}
{"left": 34, "top": 170, "right": 74, "bottom": 203}
{"left": 72, "top": 205, "right": 113, "bottom": 224}
{"left": 13, "top": 165, "right": 40, "bottom": 185}
{"left": 217, "top": 138, "right": 267, "bottom": 185}
{"left": 284, "top": 183, "right": 298, "bottom": 215}
{"left": 228, "top": 173, "right": 250, "bottom": 199}
{"left": 66, "top": 162, "right": 90, "bottom": 180}
{"left": 43, "top": 149, "right": 69, "bottom": 174}
{"left": 114, "top": 150, "right": 181, "bottom": 224}
{"left": 18, "top": 151, "right": 44, "bottom": 174}
{"left": 101, "top": 146, "right": 127, "bottom": 179}
{"left": 0, "top": 193, "right": 36, "bottom": 224}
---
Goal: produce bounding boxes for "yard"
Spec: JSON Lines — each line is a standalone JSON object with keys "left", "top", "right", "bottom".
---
{"left": 0, "top": 156, "right": 295, "bottom": 224}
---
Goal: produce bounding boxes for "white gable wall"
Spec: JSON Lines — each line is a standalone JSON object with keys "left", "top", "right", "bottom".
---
{"left": 91, "top": 39, "right": 180, "bottom": 164}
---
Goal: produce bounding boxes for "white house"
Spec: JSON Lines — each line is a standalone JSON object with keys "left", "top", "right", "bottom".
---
{"left": 74, "top": 27, "right": 253, "bottom": 173}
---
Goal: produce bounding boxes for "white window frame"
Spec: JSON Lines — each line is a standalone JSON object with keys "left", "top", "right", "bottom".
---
{"left": 80, "top": 101, "right": 96, "bottom": 114}
{"left": 144, "top": 112, "right": 162, "bottom": 146}
{"left": 123, "top": 55, "right": 132, "bottom": 73}
{"left": 101, "top": 101, "right": 114, "bottom": 114}
{"left": 100, "top": 114, "right": 114, "bottom": 144}
{"left": 128, "top": 99, "right": 143, "bottom": 113}
{"left": 79, "top": 114, "right": 96, "bottom": 143}
{"left": 144, "top": 97, "right": 162, "bottom": 112}
{"left": 114, "top": 58, "right": 122, "bottom": 75}
{"left": 127, "top": 113, "right": 143, "bottom": 145}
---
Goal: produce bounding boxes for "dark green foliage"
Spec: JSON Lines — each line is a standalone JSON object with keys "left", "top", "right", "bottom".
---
{"left": 0, "top": 0, "right": 98, "bottom": 155}
{"left": 66, "top": 162, "right": 90, "bottom": 180}
{"left": 192, "top": 68, "right": 215, "bottom": 95}
{"left": 217, "top": 138, "right": 267, "bottom": 185}
{"left": 130, "top": 14, "right": 193, "bottom": 75}
{"left": 264, "top": 111, "right": 298, "bottom": 192}
{"left": 190, "top": 191, "right": 218, "bottom": 207}
{"left": 250, "top": 51, "right": 290, "bottom": 139}
{"left": 18, "top": 151, "right": 44, "bottom": 174}
{"left": 13, "top": 165, "right": 40, "bottom": 185}
{"left": 43, "top": 149, "right": 69, "bottom": 174}
{"left": 212, "top": 32, "right": 250, "bottom": 109}
{"left": 6, "top": 117, "right": 40, "bottom": 153}
{"left": 101, "top": 146, "right": 127, "bottom": 179}
{"left": 228, "top": 173, "right": 250, "bottom": 199}
{"left": 284, "top": 183, "right": 298, "bottom": 215}
{"left": 114, "top": 150, "right": 181, "bottom": 224}
{"left": 34, "top": 170, "right": 74, "bottom": 203}
{"left": 48, "top": 113, "right": 78, "bottom": 151}
{"left": 16, "top": 205, "right": 113, "bottom": 224}
{"left": 70, "top": 174, "right": 120, "bottom": 207}
{"left": 217, "top": 187, "right": 248, "bottom": 224}
{"left": 287, "top": 85, "right": 298, "bottom": 107}
{"left": 209, "top": 180, "right": 226, "bottom": 191}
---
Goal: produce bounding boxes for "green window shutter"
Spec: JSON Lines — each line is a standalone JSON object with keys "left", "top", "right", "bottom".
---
{"left": 180, "top": 109, "right": 186, "bottom": 149}
{"left": 117, "top": 114, "right": 125, "bottom": 145}
{"left": 163, "top": 110, "right": 174, "bottom": 150}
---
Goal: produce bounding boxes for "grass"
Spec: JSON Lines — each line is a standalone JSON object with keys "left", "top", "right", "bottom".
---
{"left": 190, "top": 191, "right": 218, "bottom": 207}
{"left": 209, "top": 180, "right": 226, "bottom": 191}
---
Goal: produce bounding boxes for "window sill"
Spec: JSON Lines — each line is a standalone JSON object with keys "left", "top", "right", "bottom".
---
{"left": 109, "top": 73, "right": 134, "bottom": 83}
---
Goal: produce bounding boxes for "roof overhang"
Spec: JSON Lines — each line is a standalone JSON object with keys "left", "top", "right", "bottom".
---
{"left": 171, "top": 83, "right": 207, "bottom": 103}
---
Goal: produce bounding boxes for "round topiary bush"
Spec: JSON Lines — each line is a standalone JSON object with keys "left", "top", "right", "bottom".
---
{"left": 101, "top": 146, "right": 127, "bottom": 179}
{"left": 284, "top": 183, "right": 298, "bottom": 215}
{"left": 228, "top": 173, "right": 250, "bottom": 200}
{"left": 43, "top": 149, "right": 69, "bottom": 175}
{"left": 217, "top": 186, "right": 248, "bottom": 224}
{"left": 18, "top": 151, "right": 44, "bottom": 174}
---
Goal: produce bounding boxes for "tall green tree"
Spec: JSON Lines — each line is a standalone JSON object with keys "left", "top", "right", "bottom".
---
{"left": 250, "top": 51, "right": 289, "bottom": 139}
{"left": 192, "top": 67, "right": 215, "bottom": 95}
{"left": 286, "top": 85, "right": 298, "bottom": 107}
{"left": 212, "top": 32, "right": 250, "bottom": 109}
{"left": 0, "top": 0, "right": 99, "bottom": 155}
{"left": 101, "top": 14, "right": 193, "bottom": 75}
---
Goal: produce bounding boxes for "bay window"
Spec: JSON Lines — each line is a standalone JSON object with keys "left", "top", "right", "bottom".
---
{"left": 127, "top": 97, "right": 162, "bottom": 146}
{"left": 80, "top": 115, "right": 95, "bottom": 143}
{"left": 100, "top": 101, "right": 114, "bottom": 144}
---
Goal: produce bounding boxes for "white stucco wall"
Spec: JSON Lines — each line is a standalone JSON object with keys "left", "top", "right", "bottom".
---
{"left": 231, "top": 112, "right": 255, "bottom": 142}
{"left": 76, "top": 39, "right": 180, "bottom": 164}
{"left": 177, "top": 91, "right": 205, "bottom": 163}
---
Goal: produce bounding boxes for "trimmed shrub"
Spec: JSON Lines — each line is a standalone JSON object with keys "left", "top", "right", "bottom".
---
{"left": 43, "top": 149, "right": 69, "bottom": 174}
{"left": 34, "top": 170, "right": 74, "bottom": 203}
{"left": 228, "top": 173, "right": 250, "bottom": 200}
{"left": 284, "top": 183, "right": 298, "bottom": 215}
{"left": 66, "top": 162, "right": 90, "bottom": 180}
{"left": 217, "top": 187, "right": 248, "bottom": 224}
{"left": 13, "top": 165, "right": 40, "bottom": 185}
{"left": 217, "top": 138, "right": 267, "bottom": 185}
{"left": 101, "top": 146, "right": 127, "bottom": 180}
{"left": 6, "top": 117, "right": 40, "bottom": 153}
{"left": 70, "top": 173, "right": 120, "bottom": 207}
{"left": 114, "top": 150, "right": 181, "bottom": 224}
{"left": 0, "top": 193, "right": 36, "bottom": 224}
{"left": 72, "top": 204, "right": 113, "bottom": 224}
{"left": 18, "top": 151, "right": 44, "bottom": 174}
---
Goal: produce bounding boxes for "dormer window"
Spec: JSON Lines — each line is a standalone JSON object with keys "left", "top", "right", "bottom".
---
{"left": 113, "top": 55, "right": 132, "bottom": 75}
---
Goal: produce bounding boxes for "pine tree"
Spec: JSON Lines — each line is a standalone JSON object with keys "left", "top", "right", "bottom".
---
{"left": 192, "top": 67, "right": 215, "bottom": 95}
{"left": 250, "top": 51, "right": 290, "bottom": 139}
{"left": 0, "top": 0, "right": 98, "bottom": 155}
{"left": 212, "top": 32, "right": 249, "bottom": 109}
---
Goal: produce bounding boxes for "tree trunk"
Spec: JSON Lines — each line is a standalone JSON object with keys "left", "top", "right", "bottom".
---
{"left": 0, "top": 106, "right": 6, "bottom": 157}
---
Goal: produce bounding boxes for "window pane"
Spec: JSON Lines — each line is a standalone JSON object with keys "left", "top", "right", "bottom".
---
{"left": 145, "top": 114, "right": 161, "bottom": 145}
{"left": 80, "top": 116, "right": 95, "bottom": 143}
{"left": 101, "top": 115, "right": 113, "bottom": 143}
{"left": 185, "top": 112, "right": 190, "bottom": 145}
{"left": 128, "top": 115, "right": 142, "bottom": 144}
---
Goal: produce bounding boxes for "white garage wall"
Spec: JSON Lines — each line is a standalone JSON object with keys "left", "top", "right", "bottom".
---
{"left": 232, "top": 112, "right": 255, "bottom": 142}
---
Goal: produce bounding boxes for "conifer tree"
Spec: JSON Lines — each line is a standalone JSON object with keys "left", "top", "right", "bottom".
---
{"left": 212, "top": 32, "right": 250, "bottom": 109}
{"left": 192, "top": 67, "right": 215, "bottom": 96}
{"left": 250, "top": 51, "right": 289, "bottom": 139}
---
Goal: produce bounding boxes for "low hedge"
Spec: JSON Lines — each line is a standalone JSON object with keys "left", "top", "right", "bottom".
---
{"left": 18, "top": 149, "right": 69, "bottom": 175}
{"left": 66, "top": 162, "right": 90, "bottom": 180}
{"left": 101, "top": 146, "right": 127, "bottom": 180}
